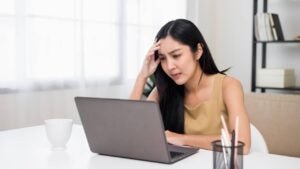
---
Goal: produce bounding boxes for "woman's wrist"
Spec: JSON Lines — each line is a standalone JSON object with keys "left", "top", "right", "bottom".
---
{"left": 134, "top": 73, "right": 148, "bottom": 89}
{"left": 130, "top": 72, "right": 148, "bottom": 100}
{"left": 138, "top": 72, "right": 149, "bottom": 81}
{"left": 181, "top": 134, "right": 188, "bottom": 146}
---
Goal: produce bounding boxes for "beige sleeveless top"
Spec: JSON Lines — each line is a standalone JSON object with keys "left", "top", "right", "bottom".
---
{"left": 184, "top": 73, "right": 228, "bottom": 135}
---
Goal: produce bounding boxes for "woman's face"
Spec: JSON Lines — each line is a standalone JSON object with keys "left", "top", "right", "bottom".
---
{"left": 157, "top": 35, "right": 202, "bottom": 85}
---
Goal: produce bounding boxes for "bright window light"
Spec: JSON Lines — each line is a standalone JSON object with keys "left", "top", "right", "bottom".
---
{"left": 0, "top": 0, "right": 186, "bottom": 91}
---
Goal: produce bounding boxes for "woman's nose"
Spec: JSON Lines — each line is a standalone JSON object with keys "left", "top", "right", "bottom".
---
{"left": 166, "top": 59, "right": 176, "bottom": 70}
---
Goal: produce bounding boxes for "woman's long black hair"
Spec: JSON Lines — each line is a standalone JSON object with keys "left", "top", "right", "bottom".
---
{"left": 154, "top": 19, "right": 226, "bottom": 134}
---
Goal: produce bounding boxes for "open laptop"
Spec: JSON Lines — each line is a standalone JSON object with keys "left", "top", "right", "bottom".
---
{"left": 74, "top": 97, "right": 199, "bottom": 164}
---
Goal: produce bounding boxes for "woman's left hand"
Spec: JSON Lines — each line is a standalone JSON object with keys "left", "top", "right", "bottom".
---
{"left": 165, "top": 130, "right": 185, "bottom": 146}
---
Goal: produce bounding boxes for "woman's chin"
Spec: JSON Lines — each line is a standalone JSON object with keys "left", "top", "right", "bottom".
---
{"left": 173, "top": 79, "right": 185, "bottom": 85}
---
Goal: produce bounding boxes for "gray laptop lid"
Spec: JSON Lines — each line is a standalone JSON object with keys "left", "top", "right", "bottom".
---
{"left": 75, "top": 97, "right": 198, "bottom": 164}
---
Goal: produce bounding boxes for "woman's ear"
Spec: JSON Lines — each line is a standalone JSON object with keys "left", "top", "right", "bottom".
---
{"left": 195, "top": 43, "right": 203, "bottom": 60}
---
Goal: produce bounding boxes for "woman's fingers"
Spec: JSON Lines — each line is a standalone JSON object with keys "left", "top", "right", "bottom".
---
{"left": 139, "top": 41, "right": 161, "bottom": 78}
{"left": 147, "top": 43, "right": 160, "bottom": 58}
{"left": 165, "top": 130, "right": 185, "bottom": 146}
{"left": 146, "top": 42, "right": 161, "bottom": 64}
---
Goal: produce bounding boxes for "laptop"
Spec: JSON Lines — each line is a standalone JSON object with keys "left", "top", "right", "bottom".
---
{"left": 74, "top": 97, "right": 199, "bottom": 164}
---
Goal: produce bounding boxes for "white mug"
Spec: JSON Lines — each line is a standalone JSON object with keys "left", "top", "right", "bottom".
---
{"left": 45, "top": 118, "right": 73, "bottom": 151}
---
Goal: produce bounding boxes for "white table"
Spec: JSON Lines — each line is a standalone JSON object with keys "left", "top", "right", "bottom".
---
{"left": 0, "top": 124, "right": 299, "bottom": 169}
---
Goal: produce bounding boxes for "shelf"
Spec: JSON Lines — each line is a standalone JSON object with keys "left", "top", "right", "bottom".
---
{"left": 255, "top": 40, "right": 300, "bottom": 43}
{"left": 256, "top": 86, "right": 300, "bottom": 91}
{"left": 251, "top": 0, "right": 299, "bottom": 93}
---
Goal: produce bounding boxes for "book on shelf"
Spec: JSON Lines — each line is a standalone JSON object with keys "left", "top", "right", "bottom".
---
{"left": 255, "top": 13, "right": 268, "bottom": 41}
{"left": 264, "top": 13, "right": 274, "bottom": 41}
{"left": 268, "top": 13, "right": 284, "bottom": 41}
{"left": 254, "top": 13, "right": 284, "bottom": 41}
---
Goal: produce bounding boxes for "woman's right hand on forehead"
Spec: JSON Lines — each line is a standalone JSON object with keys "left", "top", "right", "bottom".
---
{"left": 139, "top": 41, "right": 161, "bottom": 79}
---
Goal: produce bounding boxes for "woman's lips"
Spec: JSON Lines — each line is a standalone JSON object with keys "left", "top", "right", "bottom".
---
{"left": 171, "top": 73, "right": 181, "bottom": 80}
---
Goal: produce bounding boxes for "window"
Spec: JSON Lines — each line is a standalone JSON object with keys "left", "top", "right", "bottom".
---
{"left": 0, "top": 0, "right": 186, "bottom": 92}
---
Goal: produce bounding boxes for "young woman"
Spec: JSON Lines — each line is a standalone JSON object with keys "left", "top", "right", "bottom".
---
{"left": 130, "top": 19, "right": 250, "bottom": 154}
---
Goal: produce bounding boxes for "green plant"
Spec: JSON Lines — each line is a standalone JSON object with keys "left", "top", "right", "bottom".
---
{"left": 143, "top": 74, "right": 156, "bottom": 97}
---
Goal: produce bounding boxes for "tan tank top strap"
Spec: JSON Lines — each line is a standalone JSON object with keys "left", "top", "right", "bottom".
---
{"left": 212, "top": 74, "right": 226, "bottom": 103}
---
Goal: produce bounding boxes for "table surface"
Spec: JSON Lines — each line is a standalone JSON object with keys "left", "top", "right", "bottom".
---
{"left": 0, "top": 124, "right": 299, "bottom": 169}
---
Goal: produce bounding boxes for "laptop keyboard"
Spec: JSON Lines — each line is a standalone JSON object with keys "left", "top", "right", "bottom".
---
{"left": 170, "top": 151, "right": 185, "bottom": 158}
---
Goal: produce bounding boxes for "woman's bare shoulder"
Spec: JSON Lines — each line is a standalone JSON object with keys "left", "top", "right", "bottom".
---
{"left": 223, "top": 75, "right": 243, "bottom": 91}
{"left": 222, "top": 75, "right": 244, "bottom": 100}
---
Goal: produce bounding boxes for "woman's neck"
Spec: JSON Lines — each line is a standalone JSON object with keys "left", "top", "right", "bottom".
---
{"left": 184, "top": 64, "right": 204, "bottom": 93}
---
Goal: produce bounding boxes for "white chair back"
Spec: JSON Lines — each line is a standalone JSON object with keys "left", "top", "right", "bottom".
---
{"left": 250, "top": 124, "right": 269, "bottom": 153}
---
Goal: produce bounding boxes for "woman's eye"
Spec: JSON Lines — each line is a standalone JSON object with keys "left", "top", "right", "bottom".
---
{"left": 173, "top": 54, "right": 181, "bottom": 58}
{"left": 159, "top": 56, "right": 166, "bottom": 61}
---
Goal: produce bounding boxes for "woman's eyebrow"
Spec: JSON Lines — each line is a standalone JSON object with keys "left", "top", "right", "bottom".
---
{"left": 158, "top": 48, "right": 181, "bottom": 56}
{"left": 168, "top": 48, "right": 181, "bottom": 55}
{"left": 157, "top": 53, "right": 165, "bottom": 57}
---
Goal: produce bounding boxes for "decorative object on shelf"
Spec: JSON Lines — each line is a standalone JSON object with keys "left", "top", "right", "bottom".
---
{"left": 294, "top": 35, "right": 300, "bottom": 41}
{"left": 257, "top": 69, "right": 295, "bottom": 88}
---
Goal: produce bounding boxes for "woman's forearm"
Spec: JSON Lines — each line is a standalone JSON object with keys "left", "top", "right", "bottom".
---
{"left": 183, "top": 134, "right": 220, "bottom": 150}
{"left": 182, "top": 134, "right": 250, "bottom": 154}
{"left": 166, "top": 131, "right": 220, "bottom": 150}
{"left": 129, "top": 74, "right": 147, "bottom": 100}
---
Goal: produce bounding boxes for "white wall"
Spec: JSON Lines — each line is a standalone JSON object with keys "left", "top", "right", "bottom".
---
{"left": 0, "top": 83, "right": 134, "bottom": 131}
{"left": 188, "top": 0, "right": 300, "bottom": 92}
